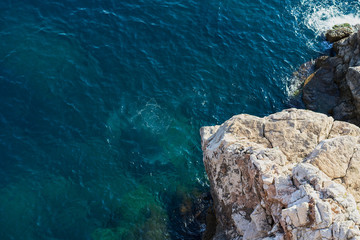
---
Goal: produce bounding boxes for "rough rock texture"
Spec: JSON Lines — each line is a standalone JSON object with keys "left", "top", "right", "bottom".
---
{"left": 325, "top": 25, "right": 354, "bottom": 43}
{"left": 347, "top": 66, "right": 360, "bottom": 114}
{"left": 302, "top": 60, "right": 340, "bottom": 114}
{"left": 201, "top": 109, "right": 360, "bottom": 240}
{"left": 302, "top": 26, "right": 360, "bottom": 125}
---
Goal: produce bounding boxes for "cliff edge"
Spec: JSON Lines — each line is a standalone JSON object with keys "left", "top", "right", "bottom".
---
{"left": 302, "top": 25, "right": 360, "bottom": 125}
{"left": 201, "top": 108, "right": 360, "bottom": 240}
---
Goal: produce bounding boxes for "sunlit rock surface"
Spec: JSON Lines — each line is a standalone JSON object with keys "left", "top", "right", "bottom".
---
{"left": 201, "top": 109, "right": 360, "bottom": 240}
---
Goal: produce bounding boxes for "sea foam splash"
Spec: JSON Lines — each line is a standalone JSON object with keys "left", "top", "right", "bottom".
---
{"left": 284, "top": 0, "right": 360, "bottom": 97}
{"left": 302, "top": 7, "right": 360, "bottom": 36}
{"left": 290, "top": 0, "right": 360, "bottom": 51}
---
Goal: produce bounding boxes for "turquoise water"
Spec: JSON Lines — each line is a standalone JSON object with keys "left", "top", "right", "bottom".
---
{"left": 1, "top": 0, "right": 360, "bottom": 239}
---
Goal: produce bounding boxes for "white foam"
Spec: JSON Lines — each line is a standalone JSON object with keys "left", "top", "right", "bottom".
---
{"left": 283, "top": 1, "right": 360, "bottom": 97}
{"left": 301, "top": 6, "right": 360, "bottom": 36}
{"left": 290, "top": 1, "right": 360, "bottom": 50}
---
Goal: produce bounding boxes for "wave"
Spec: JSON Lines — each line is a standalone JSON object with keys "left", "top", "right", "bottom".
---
{"left": 290, "top": 0, "right": 360, "bottom": 51}
{"left": 283, "top": 0, "right": 360, "bottom": 97}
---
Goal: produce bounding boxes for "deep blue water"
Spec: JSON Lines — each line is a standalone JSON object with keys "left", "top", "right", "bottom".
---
{"left": 1, "top": 0, "right": 360, "bottom": 239}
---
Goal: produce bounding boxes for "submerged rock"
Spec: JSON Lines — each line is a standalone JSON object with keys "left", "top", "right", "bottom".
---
{"left": 202, "top": 205, "right": 217, "bottom": 240}
{"left": 201, "top": 108, "right": 360, "bottom": 240}
{"left": 289, "top": 60, "right": 315, "bottom": 97}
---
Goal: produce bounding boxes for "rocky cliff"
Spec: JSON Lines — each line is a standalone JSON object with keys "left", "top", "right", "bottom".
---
{"left": 201, "top": 109, "right": 360, "bottom": 240}
{"left": 303, "top": 25, "right": 360, "bottom": 125}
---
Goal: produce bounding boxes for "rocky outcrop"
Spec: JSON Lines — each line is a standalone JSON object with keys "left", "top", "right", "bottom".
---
{"left": 302, "top": 25, "right": 360, "bottom": 125}
{"left": 201, "top": 109, "right": 360, "bottom": 240}
{"left": 325, "top": 24, "right": 354, "bottom": 43}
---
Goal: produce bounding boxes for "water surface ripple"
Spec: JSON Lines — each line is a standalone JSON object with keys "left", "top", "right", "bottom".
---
{"left": 1, "top": 0, "right": 360, "bottom": 239}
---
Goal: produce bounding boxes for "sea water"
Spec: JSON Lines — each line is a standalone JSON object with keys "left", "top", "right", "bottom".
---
{"left": 1, "top": 0, "right": 360, "bottom": 239}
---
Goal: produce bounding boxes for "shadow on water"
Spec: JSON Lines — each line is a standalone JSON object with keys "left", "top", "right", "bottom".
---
{"left": 165, "top": 187, "right": 212, "bottom": 240}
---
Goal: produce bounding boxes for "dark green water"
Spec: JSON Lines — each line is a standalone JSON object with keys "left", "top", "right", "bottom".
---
{"left": 1, "top": 0, "right": 360, "bottom": 239}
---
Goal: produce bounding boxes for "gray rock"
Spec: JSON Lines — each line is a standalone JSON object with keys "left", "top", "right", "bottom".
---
{"left": 326, "top": 25, "right": 353, "bottom": 43}
{"left": 302, "top": 65, "right": 340, "bottom": 114}
{"left": 301, "top": 29, "right": 360, "bottom": 124}
{"left": 347, "top": 67, "right": 360, "bottom": 115}
{"left": 315, "top": 56, "right": 328, "bottom": 69}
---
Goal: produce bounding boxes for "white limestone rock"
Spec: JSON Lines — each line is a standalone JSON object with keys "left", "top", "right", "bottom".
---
{"left": 201, "top": 109, "right": 360, "bottom": 240}
{"left": 305, "top": 136, "right": 357, "bottom": 178}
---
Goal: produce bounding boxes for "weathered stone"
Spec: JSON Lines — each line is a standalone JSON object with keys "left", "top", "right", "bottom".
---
{"left": 332, "top": 221, "right": 355, "bottom": 239}
{"left": 201, "top": 109, "right": 360, "bottom": 239}
{"left": 264, "top": 109, "right": 333, "bottom": 161}
{"left": 329, "top": 121, "right": 360, "bottom": 138}
{"left": 333, "top": 101, "right": 357, "bottom": 123}
{"left": 281, "top": 202, "right": 310, "bottom": 228}
{"left": 315, "top": 56, "right": 329, "bottom": 69}
{"left": 344, "top": 147, "right": 360, "bottom": 205}
{"left": 305, "top": 136, "right": 357, "bottom": 178}
{"left": 200, "top": 125, "right": 220, "bottom": 151}
{"left": 301, "top": 28, "right": 360, "bottom": 125}
{"left": 302, "top": 65, "right": 340, "bottom": 114}
{"left": 347, "top": 67, "right": 360, "bottom": 116}
{"left": 326, "top": 25, "right": 353, "bottom": 43}
{"left": 314, "top": 200, "right": 332, "bottom": 228}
